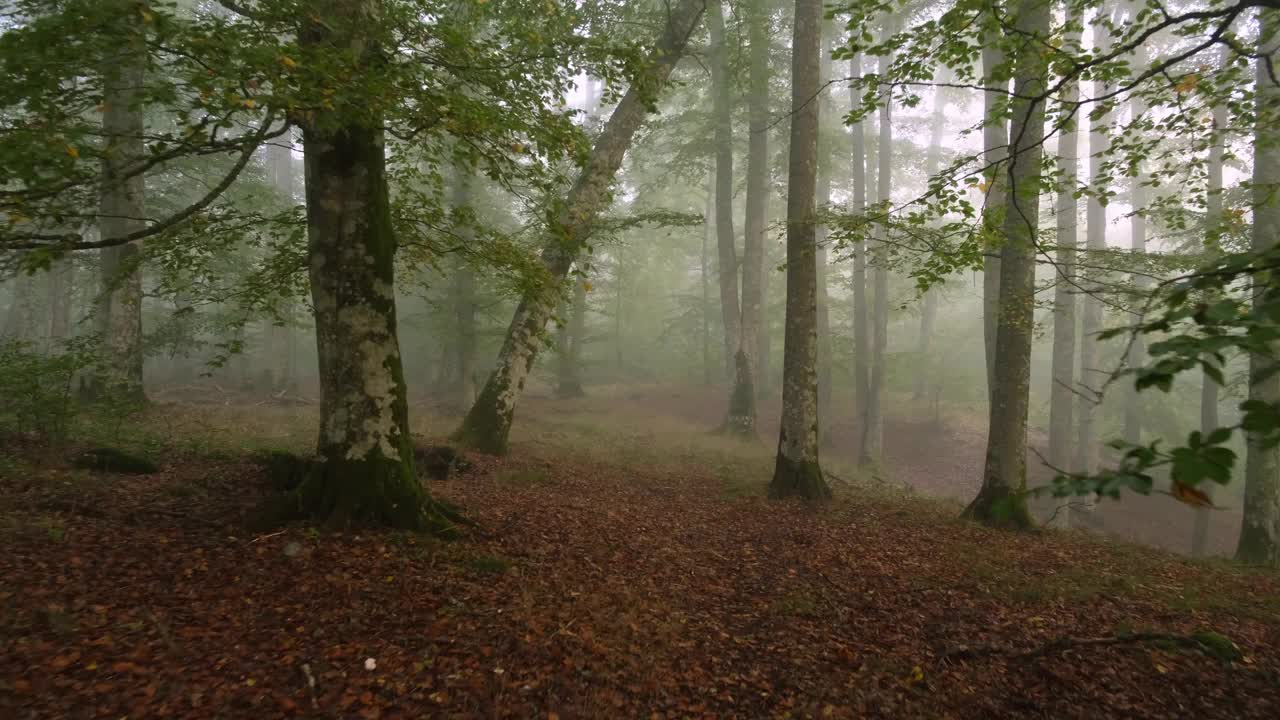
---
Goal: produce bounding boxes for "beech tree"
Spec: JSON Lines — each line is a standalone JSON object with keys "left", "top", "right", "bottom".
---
{"left": 962, "top": 0, "right": 1048, "bottom": 529}
{"left": 453, "top": 0, "right": 708, "bottom": 455}
{"left": 769, "top": 0, "right": 829, "bottom": 501}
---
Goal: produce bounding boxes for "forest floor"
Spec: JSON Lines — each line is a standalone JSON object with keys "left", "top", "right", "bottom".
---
{"left": 1, "top": 383, "right": 1279, "bottom": 719}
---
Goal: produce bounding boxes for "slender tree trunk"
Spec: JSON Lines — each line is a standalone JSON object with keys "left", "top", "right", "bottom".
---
{"left": 912, "top": 74, "right": 947, "bottom": 402}
{"left": 454, "top": 0, "right": 706, "bottom": 454}
{"left": 734, "top": 0, "right": 770, "bottom": 429}
{"left": 296, "top": 0, "right": 440, "bottom": 530}
{"left": 2, "top": 271, "right": 36, "bottom": 341}
{"left": 1123, "top": 23, "right": 1148, "bottom": 445}
{"left": 46, "top": 259, "right": 72, "bottom": 345}
{"left": 859, "top": 15, "right": 896, "bottom": 467}
{"left": 1075, "top": 5, "right": 1114, "bottom": 499}
{"left": 1193, "top": 52, "right": 1229, "bottom": 557}
{"left": 702, "top": 171, "right": 714, "bottom": 386}
{"left": 982, "top": 16, "right": 1008, "bottom": 404}
{"left": 770, "top": 0, "right": 829, "bottom": 501}
{"left": 1048, "top": 13, "right": 1081, "bottom": 528}
{"left": 815, "top": 21, "right": 834, "bottom": 437}
{"left": 963, "top": 0, "right": 1047, "bottom": 530}
{"left": 1236, "top": 10, "right": 1280, "bottom": 567}
{"left": 450, "top": 177, "right": 480, "bottom": 407}
{"left": 95, "top": 1, "right": 146, "bottom": 404}
{"left": 269, "top": 126, "right": 297, "bottom": 391}
{"left": 849, "top": 53, "right": 870, "bottom": 444}
{"left": 708, "top": 0, "right": 740, "bottom": 383}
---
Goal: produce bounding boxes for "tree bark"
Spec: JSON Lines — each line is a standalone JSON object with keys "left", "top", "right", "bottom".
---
{"left": 296, "top": 0, "right": 439, "bottom": 530}
{"left": 95, "top": 0, "right": 146, "bottom": 404}
{"left": 849, "top": 53, "right": 870, "bottom": 446}
{"left": 556, "top": 265, "right": 586, "bottom": 399}
{"left": 981, "top": 14, "right": 1008, "bottom": 405}
{"left": 815, "top": 19, "right": 834, "bottom": 437}
{"left": 454, "top": 0, "right": 707, "bottom": 455}
{"left": 859, "top": 14, "right": 896, "bottom": 467}
{"left": 449, "top": 176, "right": 481, "bottom": 407}
{"left": 701, "top": 170, "right": 714, "bottom": 386}
{"left": 963, "top": 0, "right": 1047, "bottom": 530}
{"left": 735, "top": 0, "right": 770, "bottom": 427}
{"left": 1235, "top": 10, "right": 1280, "bottom": 567}
{"left": 268, "top": 126, "right": 297, "bottom": 391}
{"left": 1048, "top": 12, "right": 1081, "bottom": 528}
{"left": 770, "top": 0, "right": 829, "bottom": 501}
{"left": 708, "top": 0, "right": 740, "bottom": 383}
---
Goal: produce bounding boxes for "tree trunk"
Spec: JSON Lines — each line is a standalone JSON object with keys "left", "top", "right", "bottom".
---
{"left": 1235, "top": 10, "right": 1280, "bottom": 567}
{"left": 859, "top": 15, "right": 896, "bottom": 467}
{"left": 1123, "top": 19, "right": 1148, "bottom": 445}
{"left": 708, "top": 0, "right": 740, "bottom": 383}
{"left": 1047, "top": 13, "right": 1081, "bottom": 528}
{"left": 981, "top": 15, "right": 1009, "bottom": 406}
{"left": 1075, "top": 5, "right": 1114, "bottom": 491}
{"left": 446, "top": 174, "right": 481, "bottom": 408}
{"left": 963, "top": 0, "right": 1047, "bottom": 530}
{"left": 269, "top": 126, "right": 297, "bottom": 391}
{"left": 454, "top": 0, "right": 706, "bottom": 455}
{"left": 2, "top": 271, "right": 36, "bottom": 341}
{"left": 702, "top": 170, "right": 714, "bottom": 386}
{"left": 1193, "top": 52, "right": 1228, "bottom": 557}
{"left": 770, "top": 0, "right": 829, "bottom": 501}
{"left": 815, "top": 20, "right": 834, "bottom": 438}
{"left": 912, "top": 74, "right": 947, "bottom": 402}
{"left": 849, "top": 52, "right": 870, "bottom": 445}
{"left": 95, "top": 0, "right": 146, "bottom": 404}
{"left": 296, "top": 0, "right": 439, "bottom": 530}
{"left": 46, "top": 259, "right": 72, "bottom": 345}
{"left": 735, "top": 0, "right": 769, "bottom": 428}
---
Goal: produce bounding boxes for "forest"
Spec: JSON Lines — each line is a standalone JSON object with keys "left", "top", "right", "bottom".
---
{"left": 1, "top": 0, "right": 1279, "bottom": 716}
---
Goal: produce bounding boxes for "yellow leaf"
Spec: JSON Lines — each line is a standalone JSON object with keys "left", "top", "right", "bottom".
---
{"left": 279, "top": 56, "right": 297, "bottom": 69}
{"left": 976, "top": 181, "right": 990, "bottom": 194}
{"left": 242, "top": 98, "right": 257, "bottom": 109}
{"left": 65, "top": 145, "right": 79, "bottom": 159}
{"left": 1175, "top": 73, "right": 1198, "bottom": 94}
{"left": 582, "top": 281, "right": 592, "bottom": 292}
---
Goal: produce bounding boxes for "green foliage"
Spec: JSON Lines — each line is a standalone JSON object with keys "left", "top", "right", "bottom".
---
{"left": 0, "top": 338, "right": 94, "bottom": 440}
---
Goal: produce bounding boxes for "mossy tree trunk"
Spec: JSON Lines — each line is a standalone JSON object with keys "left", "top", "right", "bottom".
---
{"left": 1236, "top": 10, "right": 1280, "bottom": 568}
{"left": 1047, "top": 12, "right": 1081, "bottom": 528}
{"left": 296, "top": 0, "right": 436, "bottom": 530}
{"left": 95, "top": 0, "right": 146, "bottom": 405}
{"left": 769, "top": 0, "right": 830, "bottom": 502}
{"left": 453, "top": 0, "right": 707, "bottom": 455}
{"left": 814, "top": 20, "right": 834, "bottom": 442}
{"left": 963, "top": 0, "right": 1047, "bottom": 531}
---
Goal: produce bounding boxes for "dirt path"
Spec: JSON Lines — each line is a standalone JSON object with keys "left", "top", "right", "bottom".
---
{"left": 2, "top": 404, "right": 1277, "bottom": 718}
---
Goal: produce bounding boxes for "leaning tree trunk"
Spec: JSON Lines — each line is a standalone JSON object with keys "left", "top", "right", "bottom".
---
{"left": 454, "top": 0, "right": 707, "bottom": 455}
{"left": 981, "top": 14, "right": 1008, "bottom": 405}
{"left": 912, "top": 73, "right": 948, "bottom": 402}
{"left": 1193, "top": 51, "right": 1229, "bottom": 557}
{"left": 849, "top": 52, "right": 870, "bottom": 446}
{"left": 859, "top": 14, "right": 896, "bottom": 467}
{"left": 1047, "top": 12, "right": 1081, "bottom": 528}
{"left": 95, "top": 0, "right": 146, "bottom": 404}
{"left": 1236, "top": 9, "right": 1280, "bottom": 567}
{"left": 708, "top": 0, "right": 741, "bottom": 384}
{"left": 963, "top": 0, "right": 1047, "bottom": 530}
{"left": 295, "top": 0, "right": 444, "bottom": 530}
{"left": 769, "top": 0, "right": 829, "bottom": 501}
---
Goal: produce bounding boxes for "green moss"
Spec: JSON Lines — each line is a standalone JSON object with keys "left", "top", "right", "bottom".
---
{"left": 768, "top": 453, "right": 831, "bottom": 501}
{"left": 462, "top": 554, "right": 511, "bottom": 574}
{"left": 452, "top": 375, "right": 514, "bottom": 455}
{"left": 961, "top": 484, "right": 1036, "bottom": 531}
{"left": 1191, "top": 631, "right": 1242, "bottom": 662}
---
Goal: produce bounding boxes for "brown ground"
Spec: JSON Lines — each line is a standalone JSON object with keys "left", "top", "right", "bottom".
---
{"left": 1, "top": 384, "right": 1276, "bottom": 719}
